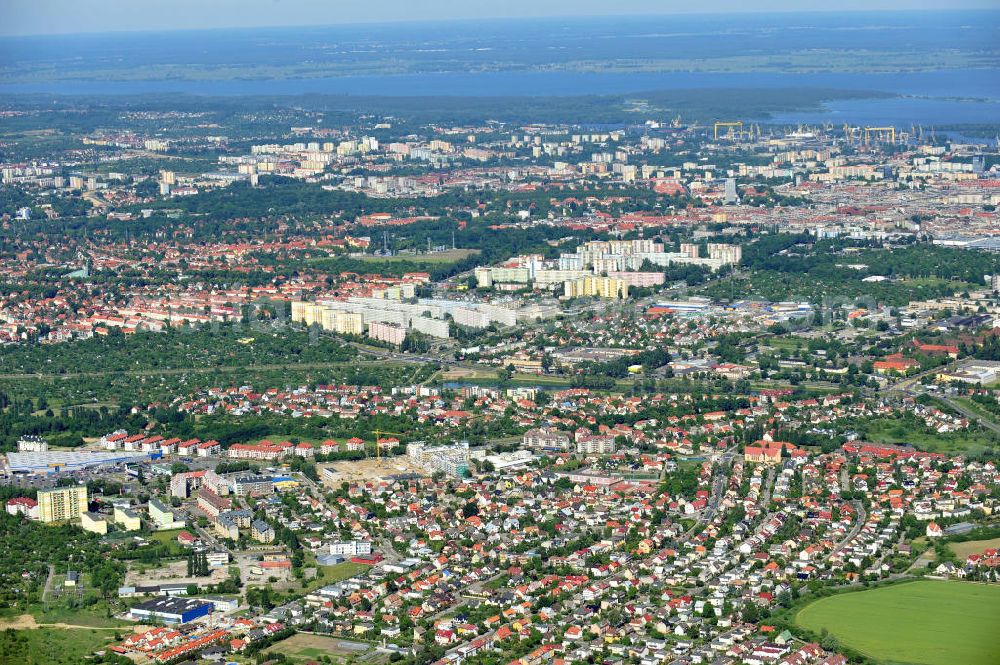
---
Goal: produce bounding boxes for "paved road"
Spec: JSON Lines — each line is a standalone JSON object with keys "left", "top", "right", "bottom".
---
{"left": 761, "top": 467, "right": 777, "bottom": 505}
{"left": 685, "top": 446, "right": 738, "bottom": 537}
{"left": 185, "top": 512, "right": 231, "bottom": 554}
{"left": 884, "top": 360, "right": 958, "bottom": 397}
{"left": 826, "top": 499, "right": 866, "bottom": 562}
{"left": 427, "top": 571, "right": 505, "bottom": 622}
{"left": 0, "top": 614, "right": 125, "bottom": 631}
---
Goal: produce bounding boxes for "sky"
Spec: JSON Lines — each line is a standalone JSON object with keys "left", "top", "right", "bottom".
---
{"left": 2, "top": 0, "right": 996, "bottom": 36}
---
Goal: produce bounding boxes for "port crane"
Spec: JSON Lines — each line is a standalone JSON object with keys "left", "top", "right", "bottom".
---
{"left": 863, "top": 126, "right": 896, "bottom": 145}
{"left": 713, "top": 121, "right": 743, "bottom": 140}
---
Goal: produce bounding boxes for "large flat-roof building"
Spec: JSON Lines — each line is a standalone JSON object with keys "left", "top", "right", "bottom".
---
{"left": 129, "top": 596, "right": 213, "bottom": 624}
{"left": 232, "top": 475, "right": 274, "bottom": 497}
{"left": 5, "top": 450, "right": 153, "bottom": 475}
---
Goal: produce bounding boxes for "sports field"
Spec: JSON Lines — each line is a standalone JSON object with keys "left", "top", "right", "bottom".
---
{"left": 795, "top": 581, "right": 1000, "bottom": 665}
{"left": 266, "top": 633, "right": 371, "bottom": 662}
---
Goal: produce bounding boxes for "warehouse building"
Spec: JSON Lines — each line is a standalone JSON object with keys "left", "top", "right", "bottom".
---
{"left": 129, "top": 596, "right": 213, "bottom": 624}
{"left": 5, "top": 450, "right": 153, "bottom": 475}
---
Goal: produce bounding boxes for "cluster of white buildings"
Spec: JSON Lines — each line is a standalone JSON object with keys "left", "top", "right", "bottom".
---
{"left": 292, "top": 292, "right": 534, "bottom": 342}
{"left": 561, "top": 239, "right": 742, "bottom": 273}
{"left": 223, "top": 137, "right": 381, "bottom": 180}
{"left": 475, "top": 241, "right": 742, "bottom": 294}
{"left": 293, "top": 296, "right": 447, "bottom": 339}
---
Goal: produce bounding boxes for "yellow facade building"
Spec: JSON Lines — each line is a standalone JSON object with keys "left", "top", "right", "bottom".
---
{"left": 114, "top": 506, "right": 142, "bottom": 531}
{"left": 81, "top": 511, "right": 108, "bottom": 534}
{"left": 563, "top": 276, "right": 628, "bottom": 299}
{"left": 37, "top": 485, "right": 88, "bottom": 523}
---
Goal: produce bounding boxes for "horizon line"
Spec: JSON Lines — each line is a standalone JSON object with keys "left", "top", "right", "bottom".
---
{"left": 2, "top": 6, "right": 996, "bottom": 39}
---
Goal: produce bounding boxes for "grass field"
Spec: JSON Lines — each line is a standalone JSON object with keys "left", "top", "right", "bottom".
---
{"left": 352, "top": 248, "right": 479, "bottom": 263}
{"left": 949, "top": 537, "right": 1000, "bottom": 560}
{"left": 266, "top": 633, "right": 371, "bottom": 663}
{"left": 0, "top": 627, "right": 117, "bottom": 665}
{"left": 147, "top": 528, "right": 185, "bottom": 544}
{"left": 31, "top": 603, "right": 129, "bottom": 628}
{"left": 795, "top": 581, "right": 1000, "bottom": 665}
{"left": 863, "top": 417, "right": 997, "bottom": 456}
{"left": 318, "top": 562, "right": 371, "bottom": 582}
{"left": 302, "top": 561, "right": 372, "bottom": 594}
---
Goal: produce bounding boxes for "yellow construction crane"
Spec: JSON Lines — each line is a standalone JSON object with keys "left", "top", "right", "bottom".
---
{"left": 714, "top": 121, "right": 743, "bottom": 140}
{"left": 863, "top": 126, "right": 896, "bottom": 144}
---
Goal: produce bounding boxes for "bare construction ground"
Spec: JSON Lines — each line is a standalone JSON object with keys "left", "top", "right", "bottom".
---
{"left": 318, "top": 457, "right": 424, "bottom": 486}
{"left": 124, "top": 559, "right": 228, "bottom": 587}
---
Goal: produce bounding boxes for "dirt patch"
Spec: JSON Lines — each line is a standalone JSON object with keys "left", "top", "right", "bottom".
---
{"left": 0, "top": 615, "right": 129, "bottom": 631}
{"left": 441, "top": 367, "right": 496, "bottom": 380}
{"left": 125, "top": 558, "right": 228, "bottom": 586}
{"left": 0, "top": 614, "right": 39, "bottom": 630}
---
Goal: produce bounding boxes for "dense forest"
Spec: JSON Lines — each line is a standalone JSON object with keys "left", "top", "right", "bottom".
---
{"left": 0, "top": 324, "right": 355, "bottom": 375}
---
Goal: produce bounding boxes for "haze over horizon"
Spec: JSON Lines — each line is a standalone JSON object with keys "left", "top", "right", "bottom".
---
{"left": 2, "top": 0, "right": 997, "bottom": 37}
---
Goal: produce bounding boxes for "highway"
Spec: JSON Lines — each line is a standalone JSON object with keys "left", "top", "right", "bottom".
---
{"left": 883, "top": 357, "right": 1000, "bottom": 434}
{"left": 935, "top": 394, "right": 1000, "bottom": 435}
{"left": 884, "top": 357, "right": 1000, "bottom": 435}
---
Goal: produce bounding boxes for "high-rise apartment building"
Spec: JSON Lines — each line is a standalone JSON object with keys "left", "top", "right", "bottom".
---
{"left": 37, "top": 485, "right": 88, "bottom": 523}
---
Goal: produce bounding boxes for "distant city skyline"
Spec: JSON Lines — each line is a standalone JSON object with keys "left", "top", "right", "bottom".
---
{"left": 2, "top": 0, "right": 997, "bottom": 37}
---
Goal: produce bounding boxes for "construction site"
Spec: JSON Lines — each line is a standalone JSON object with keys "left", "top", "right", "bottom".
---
{"left": 318, "top": 457, "right": 424, "bottom": 486}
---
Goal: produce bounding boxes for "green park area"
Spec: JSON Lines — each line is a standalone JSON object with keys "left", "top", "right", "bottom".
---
{"left": 795, "top": 581, "right": 1000, "bottom": 665}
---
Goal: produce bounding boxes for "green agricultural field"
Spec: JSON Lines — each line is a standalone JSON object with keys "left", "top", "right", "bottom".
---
{"left": 795, "top": 581, "right": 1000, "bottom": 665}
{"left": 950, "top": 537, "right": 1000, "bottom": 560}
